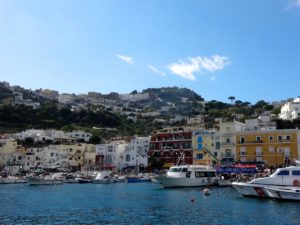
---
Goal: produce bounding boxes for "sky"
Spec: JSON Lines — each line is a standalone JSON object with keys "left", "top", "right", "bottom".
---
{"left": 0, "top": 0, "right": 300, "bottom": 104}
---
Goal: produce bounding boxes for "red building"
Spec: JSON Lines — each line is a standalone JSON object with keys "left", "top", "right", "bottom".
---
{"left": 148, "top": 127, "right": 193, "bottom": 168}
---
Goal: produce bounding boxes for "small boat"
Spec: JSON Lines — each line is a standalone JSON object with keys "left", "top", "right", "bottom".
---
{"left": 126, "top": 175, "right": 151, "bottom": 183}
{"left": 155, "top": 165, "right": 218, "bottom": 188}
{"left": 0, "top": 176, "right": 27, "bottom": 184}
{"left": 232, "top": 166, "right": 300, "bottom": 198}
{"left": 27, "top": 176, "right": 63, "bottom": 185}
{"left": 264, "top": 186, "right": 300, "bottom": 201}
{"left": 93, "top": 171, "right": 112, "bottom": 184}
{"left": 76, "top": 177, "right": 92, "bottom": 183}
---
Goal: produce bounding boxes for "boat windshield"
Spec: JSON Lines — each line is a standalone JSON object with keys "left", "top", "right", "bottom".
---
{"left": 169, "top": 167, "right": 187, "bottom": 172}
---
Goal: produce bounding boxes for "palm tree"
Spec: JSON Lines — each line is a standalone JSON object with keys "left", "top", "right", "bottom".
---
{"left": 228, "top": 96, "right": 235, "bottom": 105}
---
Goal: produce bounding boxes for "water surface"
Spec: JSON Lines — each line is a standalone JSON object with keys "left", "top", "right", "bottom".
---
{"left": 0, "top": 183, "right": 299, "bottom": 225}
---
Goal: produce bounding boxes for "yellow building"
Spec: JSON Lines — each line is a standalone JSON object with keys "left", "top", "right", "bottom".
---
{"left": 192, "top": 131, "right": 219, "bottom": 165}
{"left": 236, "top": 129, "right": 300, "bottom": 167}
{"left": 55, "top": 144, "right": 85, "bottom": 168}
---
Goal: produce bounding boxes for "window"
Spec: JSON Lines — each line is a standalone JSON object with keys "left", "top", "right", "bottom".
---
{"left": 277, "top": 170, "right": 289, "bottom": 176}
{"left": 284, "top": 147, "right": 290, "bottom": 157}
{"left": 198, "top": 143, "right": 202, "bottom": 150}
{"left": 196, "top": 154, "right": 203, "bottom": 160}
{"left": 269, "top": 136, "right": 274, "bottom": 141}
{"left": 126, "top": 154, "right": 130, "bottom": 162}
{"left": 197, "top": 136, "right": 202, "bottom": 142}
{"left": 216, "top": 142, "right": 220, "bottom": 149}
{"left": 278, "top": 136, "right": 282, "bottom": 141}
{"left": 195, "top": 172, "right": 205, "bottom": 177}
{"left": 292, "top": 171, "right": 300, "bottom": 176}
{"left": 214, "top": 152, "right": 218, "bottom": 157}
{"left": 226, "top": 138, "right": 230, "bottom": 143}
{"left": 286, "top": 135, "right": 291, "bottom": 141}
{"left": 269, "top": 146, "right": 275, "bottom": 152}
{"left": 256, "top": 136, "right": 261, "bottom": 142}
{"left": 240, "top": 147, "right": 246, "bottom": 155}
{"left": 256, "top": 147, "right": 262, "bottom": 156}
{"left": 240, "top": 137, "right": 245, "bottom": 144}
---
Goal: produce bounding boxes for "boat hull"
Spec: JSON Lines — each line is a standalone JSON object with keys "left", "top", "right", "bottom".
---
{"left": 126, "top": 177, "right": 151, "bottom": 183}
{"left": 265, "top": 187, "right": 300, "bottom": 201}
{"left": 156, "top": 176, "right": 216, "bottom": 188}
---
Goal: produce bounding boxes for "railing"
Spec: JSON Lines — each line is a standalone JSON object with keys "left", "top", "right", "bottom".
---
{"left": 237, "top": 140, "right": 263, "bottom": 144}
{"left": 220, "top": 142, "right": 235, "bottom": 146}
{"left": 221, "top": 153, "right": 235, "bottom": 158}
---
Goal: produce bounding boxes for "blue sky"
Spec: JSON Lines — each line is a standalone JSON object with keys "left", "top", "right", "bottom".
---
{"left": 0, "top": 0, "right": 300, "bottom": 104}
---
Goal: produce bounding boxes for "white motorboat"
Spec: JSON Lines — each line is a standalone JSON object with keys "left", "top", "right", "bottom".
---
{"left": 232, "top": 166, "right": 300, "bottom": 198}
{"left": 0, "top": 176, "right": 27, "bottom": 184}
{"left": 93, "top": 171, "right": 112, "bottom": 184}
{"left": 156, "top": 165, "right": 218, "bottom": 188}
{"left": 264, "top": 186, "right": 300, "bottom": 201}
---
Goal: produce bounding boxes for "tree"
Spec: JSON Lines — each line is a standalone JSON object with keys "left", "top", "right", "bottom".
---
{"left": 234, "top": 100, "right": 243, "bottom": 107}
{"left": 228, "top": 96, "right": 235, "bottom": 105}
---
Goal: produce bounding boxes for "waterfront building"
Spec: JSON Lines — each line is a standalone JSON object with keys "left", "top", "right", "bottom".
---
{"left": 192, "top": 130, "right": 220, "bottom": 166}
{"left": 96, "top": 140, "right": 126, "bottom": 170}
{"left": 54, "top": 144, "right": 85, "bottom": 169}
{"left": 148, "top": 127, "right": 194, "bottom": 168}
{"left": 120, "top": 136, "right": 150, "bottom": 172}
{"left": 219, "top": 120, "right": 246, "bottom": 164}
{"left": 236, "top": 129, "right": 300, "bottom": 167}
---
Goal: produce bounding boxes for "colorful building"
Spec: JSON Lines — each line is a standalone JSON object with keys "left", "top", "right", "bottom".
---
{"left": 236, "top": 129, "right": 300, "bottom": 167}
{"left": 149, "top": 127, "right": 193, "bottom": 168}
{"left": 192, "top": 130, "right": 220, "bottom": 165}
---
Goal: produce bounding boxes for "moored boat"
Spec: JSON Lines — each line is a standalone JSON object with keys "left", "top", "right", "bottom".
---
{"left": 232, "top": 166, "right": 300, "bottom": 198}
{"left": 156, "top": 165, "right": 218, "bottom": 188}
{"left": 126, "top": 175, "right": 151, "bottom": 183}
{"left": 0, "top": 176, "right": 27, "bottom": 184}
{"left": 93, "top": 171, "right": 112, "bottom": 184}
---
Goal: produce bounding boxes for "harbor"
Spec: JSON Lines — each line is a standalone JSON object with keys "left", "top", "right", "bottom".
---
{"left": 0, "top": 182, "right": 299, "bottom": 225}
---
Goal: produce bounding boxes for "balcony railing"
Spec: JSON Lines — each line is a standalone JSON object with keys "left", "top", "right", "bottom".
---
{"left": 221, "top": 153, "right": 235, "bottom": 158}
{"left": 238, "top": 140, "right": 263, "bottom": 144}
{"left": 220, "top": 142, "right": 235, "bottom": 146}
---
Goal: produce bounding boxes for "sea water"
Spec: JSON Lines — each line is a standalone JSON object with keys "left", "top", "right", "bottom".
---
{"left": 0, "top": 183, "right": 299, "bottom": 225}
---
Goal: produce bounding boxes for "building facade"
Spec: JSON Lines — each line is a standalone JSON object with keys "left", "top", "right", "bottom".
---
{"left": 148, "top": 127, "right": 193, "bottom": 168}
{"left": 236, "top": 129, "right": 300, "bottom": 167}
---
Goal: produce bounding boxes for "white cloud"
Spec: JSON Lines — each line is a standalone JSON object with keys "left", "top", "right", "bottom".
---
{"left": 147, "top": 64, "right": 166, "bottom": 76}
{"left": 117, "top": 54, "right": 134, "bottom": 64}
{"left": 285, "top": 0, "right": 300, "bottom": 10}
{"left": 210, "top": 76, "right": 216, "bottom": 81}
{"left": 167, "top": 55, "right": 230, "bottom": 81}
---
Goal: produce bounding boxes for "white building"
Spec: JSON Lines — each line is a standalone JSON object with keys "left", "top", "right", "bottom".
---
{"left": 66, "top": 131, "right": 92, "bottom": 142}
{"left": 96, "top": 140, "right": 126, "bottom": 170}
{"left": 95, "top": 137, "right": 150, "bottom": 171}
{"left": 245, "top": 116, "right": 276, "bottom": 131}
{"left": 120, "top": 137, "right": 150, "bottom": 171}
{"left": 219, "top": 120, "right": 246, "bottom": 164}
{"left": 279, "top": 98, "right": 300, "bottom": 120}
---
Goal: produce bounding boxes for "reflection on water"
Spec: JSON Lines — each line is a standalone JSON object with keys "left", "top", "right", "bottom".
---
{"left": 0, "top": 183, "right": 299, "bottom": 225}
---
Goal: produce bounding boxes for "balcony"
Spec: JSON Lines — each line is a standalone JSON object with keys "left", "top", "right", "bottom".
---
{"left": 221, "top": 153, "right": 235, "bottom": 158}
{"left": 221, "top": 142, "right": 235, "bottom": 146}
{"left": 237, "top": 140, "right": 263, "bottom": 145}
